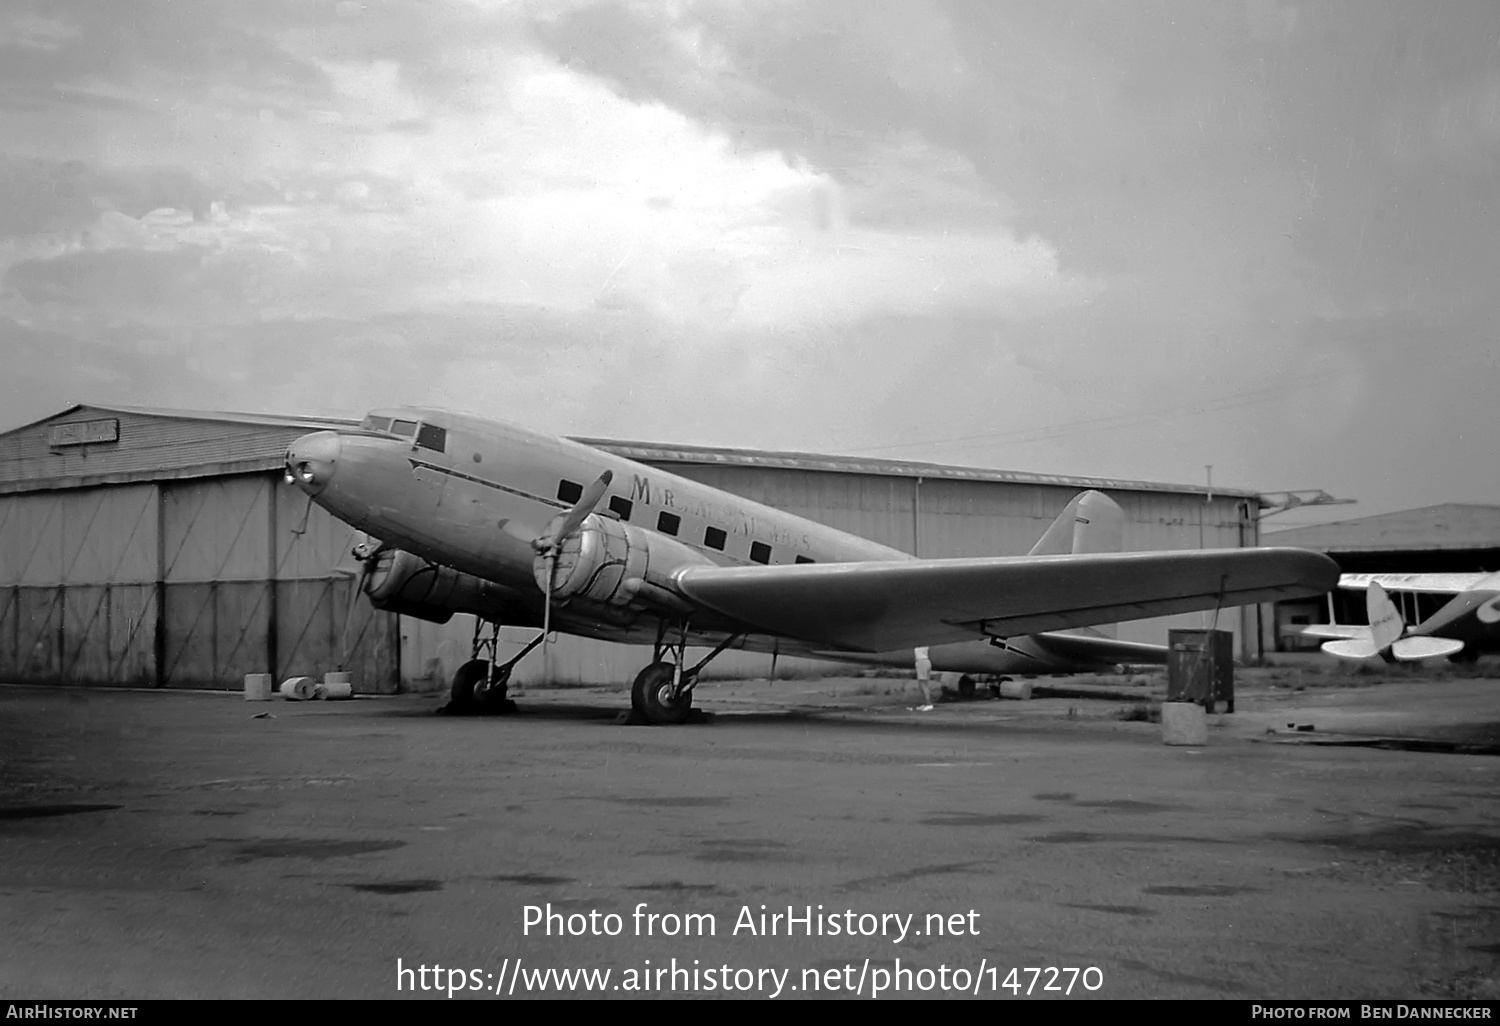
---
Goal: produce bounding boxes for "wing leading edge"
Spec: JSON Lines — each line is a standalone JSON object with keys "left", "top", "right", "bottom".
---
{"left": 672, "top": 547, "right": 1340, "bottom": 652}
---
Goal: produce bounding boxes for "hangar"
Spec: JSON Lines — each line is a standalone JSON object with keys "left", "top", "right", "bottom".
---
{"left": 1267, "top": 504, "right": 1500, "bottom": 650}
{"left": 0, "top": 404, "right": 1270, "bottom": 692}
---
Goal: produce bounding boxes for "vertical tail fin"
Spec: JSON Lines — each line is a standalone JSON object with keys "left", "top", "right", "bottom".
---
{"left": 1028, "top": 491, "right": 1125, "bottom": 638}
{"left": 1027, "top": 490, "right": 1125, "bottom": 557}
{"left": 1365, "top": 581, "right": 1405, "bottom": 652}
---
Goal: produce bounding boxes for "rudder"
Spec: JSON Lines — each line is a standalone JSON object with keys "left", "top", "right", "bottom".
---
{"left": 1027, "top": 490, "right": 1125, "bottom": 557}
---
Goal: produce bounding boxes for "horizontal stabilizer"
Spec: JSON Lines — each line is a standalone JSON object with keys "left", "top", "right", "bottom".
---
{"left": 1390, "top": 636, "right": 1466, "bottom": 661}
{"left": 1298, "top": 624, "right": 1370, "bottom": 640}
{"left": 1321, "top": 636, "right": 1465, "bottom": 661}
{"left": 1321, "top": 638, "right": 1381, "bottom": 660}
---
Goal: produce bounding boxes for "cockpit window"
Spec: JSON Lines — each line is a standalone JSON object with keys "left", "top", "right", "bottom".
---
{"left": 416, "top": 423, "right": 446, "bottom": 453}
{"left": 390, "top": 419, "right": 418, "bottom": 437}
{"left": 362, "top": 415, "right": 392, "bottom": 432}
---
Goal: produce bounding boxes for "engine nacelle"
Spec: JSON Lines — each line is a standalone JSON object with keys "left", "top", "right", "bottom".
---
{"left": 364, "top": 549, "right": 532, "bottom": 625}
{"left": 534, "top": 513, "right": 713, "bottom": 613}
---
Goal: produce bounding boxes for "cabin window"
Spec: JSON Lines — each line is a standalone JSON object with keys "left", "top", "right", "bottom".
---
{"left": 704, "top": 526, "right": 726, "bottom": 551}
{"left": 750, "top": 541, "right": 771, "bottom": 564}
{"left": 390, "top": 419, "right": 418, "bottom": 437}
{"left": 557, "top": 480, "right": 583, "bottom": 504}
{"left": 795, "top": 555, "right": 815, "bottom": 564}
{"left": 657, "top": 511, "right": 680, "bottom": 536}
{"left": 363, "top": 415, "right": 392, "bottom": 432}
{"left": 416, "top": 423, "right": 446, "bottom": 452}
{"left": 608, "top": 495, "right": 633, "bottom": 521}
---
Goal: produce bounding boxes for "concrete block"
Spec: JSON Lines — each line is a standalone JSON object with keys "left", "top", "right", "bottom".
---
{"left": 1161, "top": 701, "right": 1208, "bottom": 746}
{"left": 998, "top": 680, "right": 1033, "bottom": 700}
{"left": 319, "top": 671, "right": 353, "bottom": 699}
{"left": 279, "top": 676, "right": 316, "bottom": 700}
{"left": 244, "top": 673, "right": 273, "bottom": 702}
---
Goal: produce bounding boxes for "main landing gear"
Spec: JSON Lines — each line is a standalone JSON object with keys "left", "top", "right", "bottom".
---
{"left": 444, "top": 619, "right": 545, "bottom": 716}
{"left": 630, "top": 623, "right": 742, "bottom": 726}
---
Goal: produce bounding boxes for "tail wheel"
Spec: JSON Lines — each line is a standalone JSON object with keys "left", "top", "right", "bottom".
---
{"left": 631, "top": 661, "right": 693, "bottom": 725}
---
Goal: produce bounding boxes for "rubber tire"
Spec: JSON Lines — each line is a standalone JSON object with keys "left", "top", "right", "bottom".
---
{"left": 631, "top": 661, "right": 693, "bottom": 725}
{"left": 449, "top": 659, "right": 492, "bottom": 714}
{"left": 958, "top": 675, "right": 976, "bottom": 701}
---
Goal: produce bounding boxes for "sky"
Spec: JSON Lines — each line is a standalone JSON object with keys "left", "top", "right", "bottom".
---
{"left": 1, "top": 0, "right": 1496, "bottom": 526}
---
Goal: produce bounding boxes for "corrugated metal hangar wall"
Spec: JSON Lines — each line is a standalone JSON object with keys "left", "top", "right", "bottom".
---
{"left": 0, "top": 406, "right": 1264, "bottom": 693}
{"left": 0, "top": 408, "right": 394, "bottom": 691}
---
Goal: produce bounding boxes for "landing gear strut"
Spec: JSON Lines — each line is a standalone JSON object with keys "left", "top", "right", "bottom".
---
{"left": 629, "top": 623, "right": 742, "bottom": 726}
{"left": 444, "top": 619, "right": 544, "bottom": 715}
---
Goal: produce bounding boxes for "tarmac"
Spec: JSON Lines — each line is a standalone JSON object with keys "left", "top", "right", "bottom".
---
{"left": 1, "top": 663, "right": 1498, "bottom": 1000}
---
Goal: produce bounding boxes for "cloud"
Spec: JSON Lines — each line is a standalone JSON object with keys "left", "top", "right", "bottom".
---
{"left": 3, "top": 1, "right": 1499, "bottom": 523}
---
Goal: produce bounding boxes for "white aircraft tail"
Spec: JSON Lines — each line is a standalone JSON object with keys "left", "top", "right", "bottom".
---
{"left": 1028, "top": 490, "right": 1125, "bottom": 638}
{"left": 1366, "top": 581, "right": 1404, "bottom": 651}
{"left": 1027, "top": 490, "right": 1125, "bottom": 557}
{"left": 1320, "top": 581, "right": 1465, "bottom": 661}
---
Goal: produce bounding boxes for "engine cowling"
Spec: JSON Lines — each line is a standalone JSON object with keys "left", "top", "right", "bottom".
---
{"left": 534, "top": 513, "right": 713, "bottom": 614}
{"left": 363, "top": 548, "right": 533, "bottom": 625}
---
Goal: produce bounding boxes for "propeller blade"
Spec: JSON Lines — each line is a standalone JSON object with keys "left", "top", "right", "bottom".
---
{"left": 542, "top": 551, "right": 555, "bottom": 685}
{"left": 538, "top": 470, "right": 613, "bottom": 552}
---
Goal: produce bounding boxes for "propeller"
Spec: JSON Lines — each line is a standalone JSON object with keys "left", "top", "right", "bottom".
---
{"left": 531, "top": 470, "right": 613, "bottom": 683}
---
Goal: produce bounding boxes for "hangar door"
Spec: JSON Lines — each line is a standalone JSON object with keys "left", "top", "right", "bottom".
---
{"left": 160, "top": 474, "right": 398, "bottom": 691}
{"left": 0, "top": 484, "right": 157, "bottom": 686}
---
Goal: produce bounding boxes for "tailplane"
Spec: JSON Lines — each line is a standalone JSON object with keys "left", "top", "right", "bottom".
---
{"left": 1320, "top": 582, "right": 1464, "bottom": 660}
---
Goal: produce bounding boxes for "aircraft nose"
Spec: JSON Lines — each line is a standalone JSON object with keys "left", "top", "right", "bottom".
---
{"left": 285, "top": 431, "right": 341, "bottom": 496}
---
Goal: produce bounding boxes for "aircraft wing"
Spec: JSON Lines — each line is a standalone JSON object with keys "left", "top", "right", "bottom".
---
{"left": 1338, "top": 572, "right": 1493, "bottom": 595}
{"left": 672, "top": 548, "right": 1338, "bottom": 652}
{"left": 1297, "top": 623, "right": 1371, "bottom": 640}
{"left": 1027, "top": 631, "right": 1169, "bottom": 665}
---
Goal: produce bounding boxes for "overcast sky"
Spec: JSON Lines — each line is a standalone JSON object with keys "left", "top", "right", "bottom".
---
{"left": 1, "top": 1, "right": 1496, "bottom": 524}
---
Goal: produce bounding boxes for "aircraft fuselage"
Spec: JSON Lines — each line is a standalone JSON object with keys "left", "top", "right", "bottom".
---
{"left": 285, "top": 407, "right": 1167, "bottom": 676}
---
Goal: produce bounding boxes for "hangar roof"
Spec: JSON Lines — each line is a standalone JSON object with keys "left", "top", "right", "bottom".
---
{"left": 575, "top": 437, "right": 1258, "bottom": 499}
{"left": 1264, "top": 504, "right": 1500, "bottom": 552}
{"left": 0, "top": 404, "right": 1260, "bottom": 501}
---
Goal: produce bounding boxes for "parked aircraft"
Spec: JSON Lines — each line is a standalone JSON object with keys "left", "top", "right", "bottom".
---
{"left": 284, "top": 407, "right": 1338, "bottom": 723}
{"left": 1302, "top": 572, "right": 1500, "bottom": 662}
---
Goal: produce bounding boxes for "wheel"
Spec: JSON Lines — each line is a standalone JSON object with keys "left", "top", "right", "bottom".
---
{"left": 474, "top": 665, "right": 511, "bottom": 703}
{"left": 631, "top": 661, "right": 693, "bottom": 725}
{"left": 957, "top": 675, "right": 976, "bottom": 701}
{"left": 447, "top": 659, "right": 489, "bottom": 713}
{"left": 448, "top": 659, "right": 512, "bottom": 714}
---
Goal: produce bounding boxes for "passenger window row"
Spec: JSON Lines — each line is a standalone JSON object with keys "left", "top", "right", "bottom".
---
{"left": 554, "top": 478, "right": 815, "bottom": 565}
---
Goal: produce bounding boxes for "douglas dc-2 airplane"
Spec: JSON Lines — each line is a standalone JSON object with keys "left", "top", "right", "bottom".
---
{"left": 284, "top": 408, "right": 1339, "bottom": 724}
{"left": 1301, "top": 572, "right": 1500, "bottom": 662}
